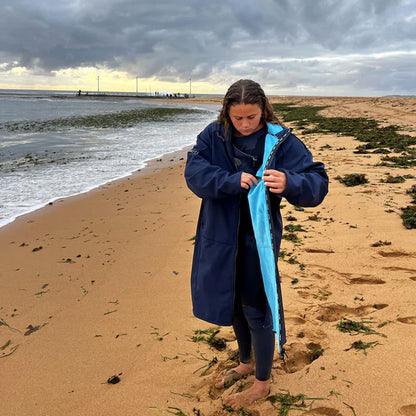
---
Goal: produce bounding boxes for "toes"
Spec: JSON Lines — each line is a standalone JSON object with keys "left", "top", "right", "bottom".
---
{"left": 224, "top": 393, "right": 241, "bottom": 410}
{"left": 214, "top": 379, "right": 224, "bottom": 389}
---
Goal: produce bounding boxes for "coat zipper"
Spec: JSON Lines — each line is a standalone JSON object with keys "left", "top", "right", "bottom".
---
{"left": 231, "top": 136, "right": 242, "bottom": 324}
{"left": 264, "top": 128, "right": 291, "bottom": 358}
{"left": 231, "top": 127, "right": 291, "bottom": 331}
{"left": 232, "top": 203, "right": 241, "bottom": 320}
{"left": 264, "top": 128, "right": 292, "bottom": 171}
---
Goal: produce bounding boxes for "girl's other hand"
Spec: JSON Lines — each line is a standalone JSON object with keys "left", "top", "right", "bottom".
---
{"left": 262, "top": 169, "right": 287, "bottom": 194}
{"left": 241, "top": 172, "right": 258, "bottom": 190}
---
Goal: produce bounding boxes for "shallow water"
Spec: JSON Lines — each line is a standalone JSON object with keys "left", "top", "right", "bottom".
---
{"left": 0, "top": 90, "right": 219, "bottom": 228}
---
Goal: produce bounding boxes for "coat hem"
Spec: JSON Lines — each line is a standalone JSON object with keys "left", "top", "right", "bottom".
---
{"left": 193, "top": 311, "right": 233, "bottom": 327}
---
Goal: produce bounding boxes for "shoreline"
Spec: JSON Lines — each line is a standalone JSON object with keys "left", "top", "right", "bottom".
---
{"left": 1, "top": 96, "right": 416, "bottom": 416}
{"left": 0, "top": 97, "right": 220, "bottom": 232}
{"left": 0, "top": 146, "right": 192, "bottom": 232}
{"left": 3, "top": 93, "right": 414, "bottom": 234}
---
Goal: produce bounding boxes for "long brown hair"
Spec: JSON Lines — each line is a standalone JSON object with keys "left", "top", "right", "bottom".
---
{"left": 217, "top": 79, "right": 281, "bottom": 139}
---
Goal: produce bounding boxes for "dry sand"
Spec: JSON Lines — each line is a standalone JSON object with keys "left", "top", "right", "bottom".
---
{"left": 1, "top": 97, "right": 415, "bottom": 416}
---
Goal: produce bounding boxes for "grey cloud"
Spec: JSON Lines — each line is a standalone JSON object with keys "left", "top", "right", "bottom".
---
{"left": 1, "top": 0, "right": 415, "bottom": 94}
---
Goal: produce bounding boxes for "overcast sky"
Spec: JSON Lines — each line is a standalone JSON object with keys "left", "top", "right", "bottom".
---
{"left": 1, "top": 0, "right": 416, "bottom": 95}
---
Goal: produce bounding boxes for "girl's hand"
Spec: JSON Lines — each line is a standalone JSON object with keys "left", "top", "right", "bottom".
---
{"left": 241, "top": 172, "right": 258, "bottom": 190}
{"left": 262, "top": 169, "right": 287, "bottom": 194}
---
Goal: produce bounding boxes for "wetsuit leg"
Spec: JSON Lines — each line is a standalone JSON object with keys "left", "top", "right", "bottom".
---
{"left": 234, "top": 229, "right": 274, "bottom": 372}
{"left": 232, "top": 300, "right": 252, "bottom": 364}
{"left": 243, "top": 305, "right": 275, "bottom": 381}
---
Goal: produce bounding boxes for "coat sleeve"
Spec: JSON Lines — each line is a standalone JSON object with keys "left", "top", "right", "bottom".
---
{"left": 277, "top": 135, "right": 328, "bottom": 207}
{"left": 184, "top": 124, "right": 242, "bottom": 199}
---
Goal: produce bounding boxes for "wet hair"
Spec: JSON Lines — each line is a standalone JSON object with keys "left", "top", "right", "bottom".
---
{"left": 217, "top": 79, "right": 281, "bottom": 139}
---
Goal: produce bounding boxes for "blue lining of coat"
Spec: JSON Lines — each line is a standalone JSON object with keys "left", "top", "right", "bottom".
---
{"left": 248, "top": 123, "right": 284, "bottom": 355}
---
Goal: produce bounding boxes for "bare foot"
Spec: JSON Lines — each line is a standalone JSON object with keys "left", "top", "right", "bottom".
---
{"left": 214, "top": 362, "right": 254, "bottom": 389}
{"left": 224, "top": 379, "right": 270, "bottom": 409}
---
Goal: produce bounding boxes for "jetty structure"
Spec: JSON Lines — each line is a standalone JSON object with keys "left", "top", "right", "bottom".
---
{"left": 74, "top": 91, "right": 193, "bottom": 99}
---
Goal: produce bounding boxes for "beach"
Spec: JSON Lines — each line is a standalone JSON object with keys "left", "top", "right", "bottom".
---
{"left": 1, "top": 96, "right": 416, "bottom": 416}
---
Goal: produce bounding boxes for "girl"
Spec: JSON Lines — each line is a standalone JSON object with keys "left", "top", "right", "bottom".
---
{"left": 184, "top": 79, "right": 328, "bottom": 409}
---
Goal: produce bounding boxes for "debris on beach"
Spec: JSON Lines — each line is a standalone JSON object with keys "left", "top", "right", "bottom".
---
{"left": 24, "top": 324, "right": 42, "bottom": 336}
{"left": 107, "top": 374, "right": 122, "bottom": 384}
{"left": 371, "top": 240, "right": 391, "bottom": 247}
{"left": 0, "top": 340, "right": 19, "bottom": 359}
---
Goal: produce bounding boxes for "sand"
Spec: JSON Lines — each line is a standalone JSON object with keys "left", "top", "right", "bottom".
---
{"left": 1, "top": 97, "right": 415, "bottom": 416}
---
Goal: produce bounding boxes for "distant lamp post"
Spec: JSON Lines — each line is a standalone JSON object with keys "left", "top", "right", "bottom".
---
{"left": 97, "top": 76, "right": 100, "bottom": 93}
{"left": 189, "top": 78, "right": 192, "bottom": 95}
{"left": 136, "top": 76, "right": 139, "bottom": 94}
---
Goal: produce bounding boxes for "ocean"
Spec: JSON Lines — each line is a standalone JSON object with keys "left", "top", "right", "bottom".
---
{"left": 0, "top": 90, "right": 220, "bottom": 229}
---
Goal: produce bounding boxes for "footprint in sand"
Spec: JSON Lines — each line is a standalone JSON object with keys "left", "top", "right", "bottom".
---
{"left": 304, "top": 248, "right": 335, "bottom": 254}
{"left": 311, "top": 303, "right": 388, "bottom": 323}
{"left": 301, "top": 407, "right": 343, "bottom": 416}
{"left": 399, "top": 404, "right": 416, "bottom": 416}
{"left": 280, "top": 342, "right": 324, "bottom": 373}
{"left": 397, "top": 316, "right": 416, "bottom": 325}
{"left": 378, "top": 250, "right": 415, "bottom": 258}
{"left": 297, "top": 287, "right": 332, "bottom": 301}
{"left": 348, "top": 277, "right": 386, "bottom": 285}
{"left": 297, "top": 290, "right": 311, "bottom": 299}
{"left": 384, "top": 266, "right": 416, "bottom": 273}
{"left": 310, "top": 273, "right": 326, "bottom": 280}
{"left": 286, "top": 316, "right": 307, "bottom": 325}
{"left": 310, "top": 265, "right": 353, "bottom": 279}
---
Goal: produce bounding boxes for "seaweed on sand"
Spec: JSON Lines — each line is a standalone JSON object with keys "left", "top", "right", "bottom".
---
{"left": 400, "top": 185, "right": 416, "bottom": 229}
{"left": 272, "top": 103, "right": 416, "bottom": 167}
{"left": 401, "top": 205, "right": 416, "bottom": 229}
{"left": 284, "top": 224, "right": 307, "bottom": 232}
{"left": 222, "top": 405, "right": 253, "bottom": 415}
{"left": 166, "top": 407, "right": 188, "bottom": 416}
{"left": 336, "top": 318, "right": 382, "bottom": 336}
{"left": 381, "top": 175, "right": 406, "bottom": 183}
{"left": 0, "top": 318, "right": 20, "bottom": 333}
{"left": 345, "top": 340, "right": 381, "bottom": 355}
{"left": 335, "top": 174, "right": 368, "bottom": 187}
{"left": 408, "top": 185, "right": 416, "bottom": 203}
{"left": 193, "top": 357, "right": 218, "bottom": 376}
{"left": 268, "top": 390, "right": 326, "bottom": 415}
{"left": 191, "top": 327, "right": 226, "bottom": 351}
{"left": 0, "top": 107, "right": 207, "bottom": 132}
{"left": 0, "top": 342, "right": 19, "bottom": 358}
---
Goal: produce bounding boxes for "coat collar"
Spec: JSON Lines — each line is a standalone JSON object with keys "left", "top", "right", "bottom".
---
{"left": 218, "top": 122, "right": 291, "bottom": 173}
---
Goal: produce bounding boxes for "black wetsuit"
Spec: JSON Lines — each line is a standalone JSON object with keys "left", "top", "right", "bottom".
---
{"left": 232, "top": 125, "right": 275, "bottom": 381}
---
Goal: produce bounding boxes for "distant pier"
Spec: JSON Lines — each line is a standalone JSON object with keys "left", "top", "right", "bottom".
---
{"left": 74, "top": 91, "right": 193, "bottom": 99}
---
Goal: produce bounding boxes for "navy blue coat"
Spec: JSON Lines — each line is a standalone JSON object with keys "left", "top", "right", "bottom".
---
{"left": 184, "top": 121, "right": 328, "bottom": 335}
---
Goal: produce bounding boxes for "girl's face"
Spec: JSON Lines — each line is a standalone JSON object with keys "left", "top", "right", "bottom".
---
{"left": 228, "top": 103, "right": 263, "bottom": 136}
